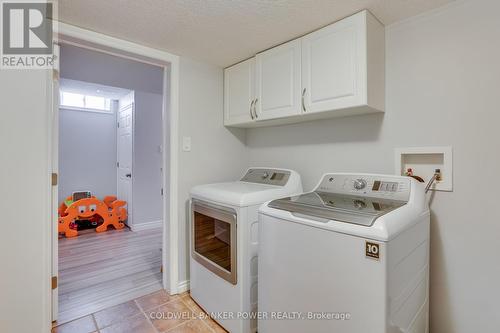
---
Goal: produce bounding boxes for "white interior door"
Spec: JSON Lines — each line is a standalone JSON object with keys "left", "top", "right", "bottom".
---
{"left": 117, "top": 92, "right": 134, "bottom": 226}
{"left": 255, "top": 39, "right": 301, "bottom": 120}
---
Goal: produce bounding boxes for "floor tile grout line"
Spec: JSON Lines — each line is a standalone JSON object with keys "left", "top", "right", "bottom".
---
{"left": 92, "top": 301, "right": 144, "bottom": 331}
{"left": 134, "top": 299, "right": 145, "bottom": 313}
{"left": 179, "top": 297, "right": 200, "bottom": 316}
{"left": 178, "top": 297, "right": 216, "bottom": 333}
{"left": 138, "top": 294, "right": 182, "bottom": 313}
{"left": 90, "top": 314, "right": 99, "bottom": 332}
{"left": 143, "top": 294, "right": 213, "bottom": 333}
{"left": 140, "top": 309, "right": 160, "bottom": 333}
{"left": 162, "top": 319, "right": 196, "bottom": 333}
{"left": 94, "top": 309, "right": 150, "bottom": 332}
{"left": 199, "top": 318, "right": 217, "bottom": 333}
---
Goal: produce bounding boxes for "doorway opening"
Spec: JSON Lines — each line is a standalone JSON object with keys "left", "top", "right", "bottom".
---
{"left": 53, "top": 42, "right": 169, "bottom": 324}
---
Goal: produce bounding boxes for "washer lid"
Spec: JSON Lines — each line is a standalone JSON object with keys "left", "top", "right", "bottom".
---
{"left": 268, "top": 191, "right": 407, "bottom": 226}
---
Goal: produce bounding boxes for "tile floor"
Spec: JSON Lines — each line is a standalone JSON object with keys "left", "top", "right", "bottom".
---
{"left": 52, "top": 290, "right": 227, "bottom": 333}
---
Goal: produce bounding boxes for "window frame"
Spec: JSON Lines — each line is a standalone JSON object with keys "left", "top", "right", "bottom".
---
{"left": 60, "top": 91, "right": 113, "bottom": 114}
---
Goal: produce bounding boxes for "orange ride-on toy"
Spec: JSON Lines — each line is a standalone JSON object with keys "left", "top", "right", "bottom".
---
{"left": 58, "top": 195, "right": 128, "bottom": 238}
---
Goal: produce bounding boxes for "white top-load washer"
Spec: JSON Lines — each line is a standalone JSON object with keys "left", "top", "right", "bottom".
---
{"left": 190, "top": 168, "right": 303, "bottom": 333}
{"left": 258, "top": 173, "right": 430, "bottom": 333}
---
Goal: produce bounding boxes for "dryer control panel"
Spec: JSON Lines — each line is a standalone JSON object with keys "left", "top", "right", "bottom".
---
{"left": 241, "top": 168, "right": 290, "bottom": 186}
{"left": 316, "top": 174, "right": 411, "bottom": 202}
{"left": 241, "top": 168, "right": 291, "bottom": 186}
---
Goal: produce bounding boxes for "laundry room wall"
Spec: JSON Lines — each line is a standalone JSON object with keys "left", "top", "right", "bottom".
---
{"left": 177, "top": 57, "right": 247, "bottom": 286}
{"left": 59, "top": 107, "right": 117, "bottom": 200}
{"left": 244, "top": 0, "right": 500, "bottom": 332}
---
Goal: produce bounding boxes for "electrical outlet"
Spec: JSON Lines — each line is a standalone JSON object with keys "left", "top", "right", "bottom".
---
{"left": 182, "top": 136, "right": 191, "bottom": 152}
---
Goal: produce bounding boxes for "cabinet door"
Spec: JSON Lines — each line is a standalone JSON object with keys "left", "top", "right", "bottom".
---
{"left": 255, "top": 39, "right": 301, "bottom": 120}
{"left": 224, "top": 58, "right": 255, "bottom": 126}
{"left": 301, "top": 11, "right": 366, "bottom": 114}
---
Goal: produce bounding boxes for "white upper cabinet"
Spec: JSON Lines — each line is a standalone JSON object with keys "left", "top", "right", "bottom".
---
{"left": 255, "top": 39, "right": 302, "bottom": 121}
{"left": 223, "top": 10, "right": 385, "bottom": 128}
{"left": 301, "top": 10, "right": 385, "bottom": 116}
{"left": 224, "top": 58, "right": 256, "bottom": 126}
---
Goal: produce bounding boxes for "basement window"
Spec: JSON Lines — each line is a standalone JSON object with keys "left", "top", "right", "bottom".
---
{"left": 60, "top": 91, "right": 112, "bottom": 113}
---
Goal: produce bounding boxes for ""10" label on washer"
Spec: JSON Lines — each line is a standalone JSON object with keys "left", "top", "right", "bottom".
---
{"left": 366, "top": 241, "right": 380, "bottom": 260}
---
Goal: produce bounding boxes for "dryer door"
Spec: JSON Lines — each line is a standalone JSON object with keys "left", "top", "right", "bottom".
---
{"left": 191, "top": 200, "right": 237, "bottom": 284}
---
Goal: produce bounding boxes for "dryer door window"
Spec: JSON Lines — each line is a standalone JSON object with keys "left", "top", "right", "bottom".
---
{"left": 191, "top": 200, "right": 237, "bottom": 285}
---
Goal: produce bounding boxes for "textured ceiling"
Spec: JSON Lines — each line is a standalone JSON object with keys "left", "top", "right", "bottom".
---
{"left": 59, "top": 0, "right": 454, "bottom": 67}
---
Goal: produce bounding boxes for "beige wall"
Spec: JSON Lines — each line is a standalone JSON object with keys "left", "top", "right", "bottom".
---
{"left": 245, "top": 0, "right": 500, "bottom": 331}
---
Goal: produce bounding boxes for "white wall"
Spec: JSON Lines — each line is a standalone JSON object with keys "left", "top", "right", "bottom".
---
{"left": 0, "top": 70, "right": 51, "bottom": 333}
{"left": 58, "top": 108, "right": 117, "bottom": 200}
{"left": 177, "top": 57, "right": 247, "bottom": 282}
{"left": 245, "top": 1, "right": 500, "bottom": 331}
{"left": 133, "top": 91, "right": 163, "bottom": 225}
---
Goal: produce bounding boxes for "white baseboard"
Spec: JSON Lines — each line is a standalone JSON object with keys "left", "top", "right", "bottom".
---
{"left": 177, "top": 280, "right": 190, "bottom": 293}
{"left": 129, "top": 220, "right": 163, "bottom": 232}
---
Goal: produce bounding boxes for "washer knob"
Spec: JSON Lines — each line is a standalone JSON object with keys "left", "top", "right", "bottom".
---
{"left": 353, "top": 178, "right": 367, "bottom": 190}
{"left": 262, "top": 172, "right": 269, "bottom": 179}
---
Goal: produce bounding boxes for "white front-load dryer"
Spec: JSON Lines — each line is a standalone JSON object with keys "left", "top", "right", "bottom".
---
{"left": 189, "top": 168, "right": 303, "bottom": 333}
{"left": 258, "top": 173, "right": 430, "bottom": 333}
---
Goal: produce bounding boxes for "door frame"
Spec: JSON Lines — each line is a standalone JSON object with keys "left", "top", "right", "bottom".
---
{"left": 49, "top": 22, "right": 181, "bottom": 321}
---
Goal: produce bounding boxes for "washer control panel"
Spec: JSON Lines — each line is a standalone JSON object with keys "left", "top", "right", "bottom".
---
{"left": 316, "top": 174, "right": 411, "bottom": 201}
{"left": 353, "top": 178, "right": 367, "bottom": 190}
{"left": 241, "top": 168, "right": 291, "bottom": 186}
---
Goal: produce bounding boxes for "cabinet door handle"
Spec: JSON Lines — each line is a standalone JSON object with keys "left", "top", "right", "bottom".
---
{"left": 253, "top": 98, "right": 259, "bottom": 119}
{"left": 250, "top": 99, "right": 255, "bottom": 120}
{"left": 301, "top": 88, "right": 307, "bottom": 112}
